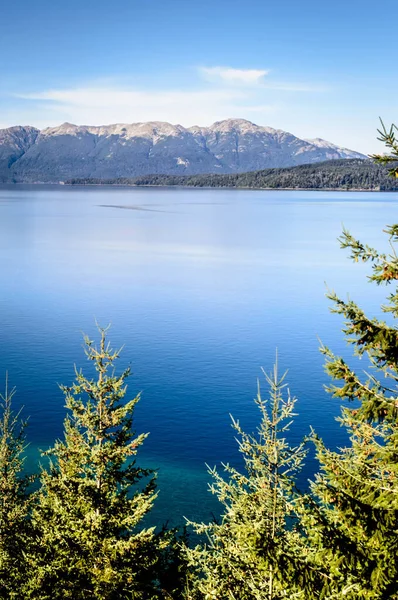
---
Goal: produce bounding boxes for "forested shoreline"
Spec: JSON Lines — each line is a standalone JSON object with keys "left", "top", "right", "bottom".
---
{"left": 65, "top": 159, "right": 398, "bottom": 191}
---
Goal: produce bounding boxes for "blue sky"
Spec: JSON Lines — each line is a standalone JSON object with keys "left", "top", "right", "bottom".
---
{"left": 1, "top": 0, "right": 397, "bottom": 153}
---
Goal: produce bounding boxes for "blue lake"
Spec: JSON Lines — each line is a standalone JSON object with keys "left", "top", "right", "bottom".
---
{"left": 0, "top": 185, "right": 396, "bottom": 526}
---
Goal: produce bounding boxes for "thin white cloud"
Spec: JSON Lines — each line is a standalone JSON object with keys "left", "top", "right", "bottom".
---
{"left": 200, "top": 66, "right": 269, "bottom": 85}
{"left": 16, "top": 85, "right": 276, "bottom": 127}
{"left": 21, "top": 87, "right": 242, "bottom": 108}
{"left": 199, "top": 66, "right": 328, "bottom": 92}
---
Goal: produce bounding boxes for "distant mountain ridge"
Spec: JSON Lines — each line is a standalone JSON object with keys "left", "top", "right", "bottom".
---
{"left": 0, "top": 119, "right": 367, "bottom": 183}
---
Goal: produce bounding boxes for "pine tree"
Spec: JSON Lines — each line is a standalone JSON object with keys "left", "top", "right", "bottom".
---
{"left": 185, "top": 362, "right": 308, "bottom": 600}
{"left": 297, "top": 224, "right": 398, "bottom": 598}
{"left": 0, "top": 377, "right": 33, "bottom": 599}
{"left": 25, "top": 328, "right": 162, "bottom": 600}
{"left": 370, "top": 119, "right": 398, "bottom": 178}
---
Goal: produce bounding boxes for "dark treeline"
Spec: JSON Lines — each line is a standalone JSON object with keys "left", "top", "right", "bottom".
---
{"left": 66, "top": 158, "right": 398, "bottom": 191}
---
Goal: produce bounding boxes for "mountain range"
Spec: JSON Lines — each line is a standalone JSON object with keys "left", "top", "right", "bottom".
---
{"left": 0, "top": 118, "right": 366, "bottom": 183}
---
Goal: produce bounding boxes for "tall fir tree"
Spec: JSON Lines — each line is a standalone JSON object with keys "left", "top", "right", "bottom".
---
{"left": 0, "top": 377, "right": 33, "bottom": 599}
{"left": 185, "top": 362, "right": 309, "bottom": 600}
{"left": 297, "top": 216, "right": 398, "bottom": 594}
{"left": 25, "top": 328, "right": 162, "bottom": 600}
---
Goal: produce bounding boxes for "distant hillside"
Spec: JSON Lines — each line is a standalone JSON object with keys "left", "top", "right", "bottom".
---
{"left": 66, "top": 159, "right": 398, "bottom": 191}
{"left": 0, "top": 119, "right": 366, "bottom": 183}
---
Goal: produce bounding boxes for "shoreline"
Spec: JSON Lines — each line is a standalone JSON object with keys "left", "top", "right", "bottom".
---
{"left": 65, "top": 183, "right": 391, "bottom": 193}
{"left": 1, "top": 182, "right": 395, "bottom": 193}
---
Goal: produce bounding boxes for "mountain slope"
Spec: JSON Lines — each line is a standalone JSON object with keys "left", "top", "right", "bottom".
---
{"left": 0, "top": 119, "right": 367, "bottom": 183}
{"left": 0, "top": 126, "right": 39, "bottom": 182}
{"left": 305, "top": 137, "right": 364, "bottom": 159}
{"left": 189, "top": 120, "right": 365, "bottom": 171}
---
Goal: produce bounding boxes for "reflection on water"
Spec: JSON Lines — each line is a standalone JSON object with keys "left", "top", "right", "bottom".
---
{"left": 0, "top": 185, "right": 397, "bottom": 525}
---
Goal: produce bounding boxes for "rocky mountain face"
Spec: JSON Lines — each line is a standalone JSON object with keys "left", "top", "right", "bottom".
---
{"left": 304, "top": 137, "right": 364, "bottom": 160}
{"left": 0, "top": 126, "right": 39, "bottom": 180}
{"left": 0, "top": 119, "right": 366, "bottom": 183}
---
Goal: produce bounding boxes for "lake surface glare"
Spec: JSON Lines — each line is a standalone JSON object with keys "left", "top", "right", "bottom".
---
{"left": 0, "top": 185, "right": 396, "bottom": 525}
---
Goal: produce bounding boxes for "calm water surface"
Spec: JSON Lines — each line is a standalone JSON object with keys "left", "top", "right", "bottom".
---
{"left": 0, "top": 185, "right": 396, "bottom": 526}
